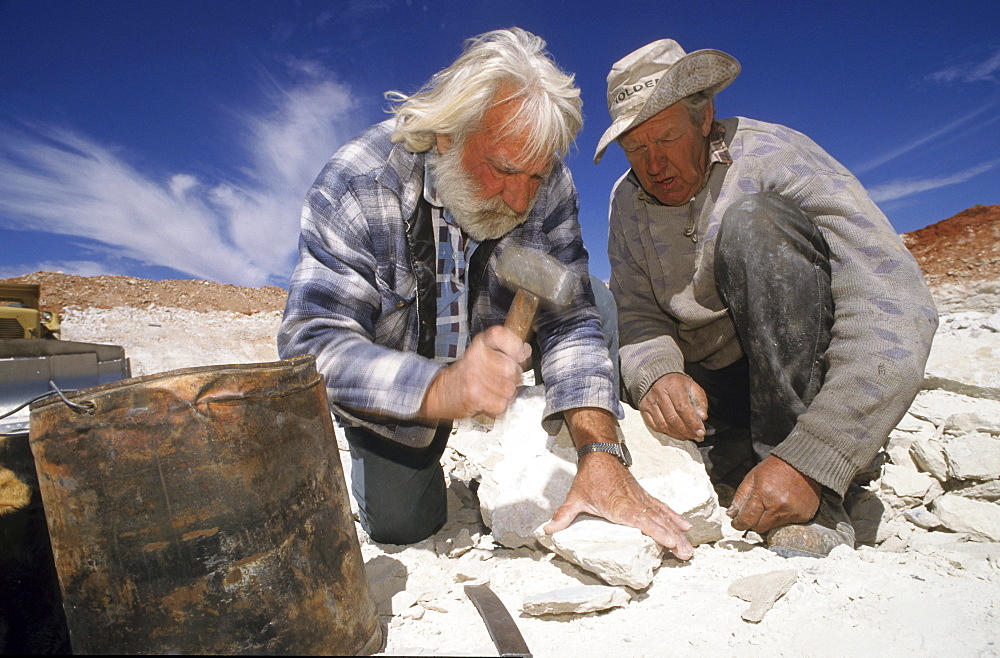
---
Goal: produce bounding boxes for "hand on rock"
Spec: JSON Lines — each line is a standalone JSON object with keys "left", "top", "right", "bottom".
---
{"left": 543, "top": 408, "right": 695, "bottom": 560}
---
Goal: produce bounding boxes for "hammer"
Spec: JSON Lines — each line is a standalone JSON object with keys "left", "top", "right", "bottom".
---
{"left": 473, "top": 244, "right": 580, "bottom": 426}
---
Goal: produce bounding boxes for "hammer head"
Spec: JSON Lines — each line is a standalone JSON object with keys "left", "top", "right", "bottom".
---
{"left": 494, "top": 244, "right": 580, "bottom": 308}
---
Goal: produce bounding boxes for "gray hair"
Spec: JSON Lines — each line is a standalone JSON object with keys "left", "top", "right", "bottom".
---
{"left": 386, "top": 28, "right": 582, "bottom": 163}
{"left": 680, "top": 90, "right": 715, "bottom": 126}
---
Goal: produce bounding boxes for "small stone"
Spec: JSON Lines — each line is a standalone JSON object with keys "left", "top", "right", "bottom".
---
{"left": 448, "top": 529, "right": 475, "bottom": 558}
{"left": 521, "top": 585, "right": 630, "bottom": 616}
{"left": 728, "top": 570, "right": 797, "bottom": 623}
{"left": 903, "top": 506, "right": 942, "bottom": 530}
{"left": 909, "top": 437, "right": 950, "bottom": 482}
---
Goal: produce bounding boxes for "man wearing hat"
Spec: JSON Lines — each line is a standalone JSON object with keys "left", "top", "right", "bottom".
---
{"left": 596, "top": 40, "right": 938, "bottom": 557}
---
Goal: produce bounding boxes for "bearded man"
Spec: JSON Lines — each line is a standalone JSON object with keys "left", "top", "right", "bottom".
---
{"left": 278, "top": 29, "right": 695, "bottom": 558}
{"left": 596, "top": 40, "right": 938, "bottom": 557}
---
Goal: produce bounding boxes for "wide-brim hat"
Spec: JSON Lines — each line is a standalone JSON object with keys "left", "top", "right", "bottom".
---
{"left": 593, "top": 39, "right": 740, "bottom": 164}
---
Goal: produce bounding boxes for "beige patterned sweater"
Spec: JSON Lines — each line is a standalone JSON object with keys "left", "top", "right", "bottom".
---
{"left": 608, "top": 116, "right": 938, "bottom": 495}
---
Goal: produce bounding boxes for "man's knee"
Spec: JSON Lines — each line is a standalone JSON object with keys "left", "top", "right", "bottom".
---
{"left": 717, "top": 192, "right": 815, "bottom": 261}
{"left": 359, "top": 495, "right": 446, "bottom": 545}
{"left": 345, "top": 426, "right": 447, "bottom": 545}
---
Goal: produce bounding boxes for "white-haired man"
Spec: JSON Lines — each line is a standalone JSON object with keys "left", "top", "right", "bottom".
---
{"left": 596, "top": 40, "right": 938, "bottom": 557}
{"left": 279, "top": 29, "right": 695, "bottom": 558}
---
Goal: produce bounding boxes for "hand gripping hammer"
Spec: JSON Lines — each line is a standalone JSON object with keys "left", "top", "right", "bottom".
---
{"left": 473, "top": 244, "right": 580, "bottom": 427}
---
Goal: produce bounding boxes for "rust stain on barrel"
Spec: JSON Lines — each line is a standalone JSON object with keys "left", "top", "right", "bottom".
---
{"left": 181, "top": 527, "right": 218, "bottom": 541}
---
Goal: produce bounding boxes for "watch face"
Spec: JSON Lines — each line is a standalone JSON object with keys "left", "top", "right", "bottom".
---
{"left": 619, "top": 442, "right": 633, "bottom": 468}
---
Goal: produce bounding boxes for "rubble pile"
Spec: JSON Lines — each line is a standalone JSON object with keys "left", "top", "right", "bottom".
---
{"left": 852, "top": 309, "right": 1000, "bottom": 548}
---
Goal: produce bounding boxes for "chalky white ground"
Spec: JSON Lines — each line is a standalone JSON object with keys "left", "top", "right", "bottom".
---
{"left": 61, "top": 301, "right": 1000, "bottom": 657}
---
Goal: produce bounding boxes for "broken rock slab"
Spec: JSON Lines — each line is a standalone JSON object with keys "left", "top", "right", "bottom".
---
{"left": 453, "top": 385, "right": 722, "bottom": 550}
{"left": 521, "top": 585, "right": 630, "bottom": 616}
{"left": 932, "top": 494, "right": 1000, "bottom": 542}
{"left": 909, "top": 435, "right": 950, "bottom": 482}
{"left": 907, "top": 390, "right": 1000, "bottom": 429}
{"left": 881, "top": 464, "right": 939, "bottom": 501}
{"left": 942, "top": 433, "right": 1000, "bottom": 481}
{"left": 534, "top": 516, "right": 663, "bottom": 589}
{"left": 728, "top": 569, "right": 797, "bottom": 623}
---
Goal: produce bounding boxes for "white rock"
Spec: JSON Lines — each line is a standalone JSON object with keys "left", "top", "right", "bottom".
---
{"left": 521, "top": 585, "right": 630, "bottom": 616}
{"left": 907, "top": 391, "right": 1000, "bottom": 430}
{"left": 881, "top": 464, "right": 937, "bottom": 500}
{"left": 984, "top": 310, "right": 1000, "bottom": 333}
{"left": 887, "top": 443, "right": 917, "bottom": 470}
{"left": 876, "top": 513, "right": 912, "bottom": 545}
{"left": 943, "top": 433, "right": 1000, "bottom": 481}
{"left": 932, "top": 494, "right": 1000, "bottom": 541}
{"left": 909, "top": 436, "right": 950, "bottom": 482}
{"left": 893, "top": 413, "right": 937, "bottom": 435}
{"left": 903, "top": 506, "right": 942, "bottom": 530}
{"left": 923, "top": 478, "right": 944, "bottom": 506}
{"left": 462, "top": 386, "right": 721, "bottom": 550}
{"left": 944, "top": 413, "right": 1000, "bottom": 436}
{"left": 950, "top": 479, "right": 1000, "bottom": 502}
{"left": 534, "top": 516, "right": 663, "bottom": 589}
{"left": 452, "top": 386, "right": 575, "bottom": 548}
{"left": 924, "top": 329, "right": 1000, "bottom": 390}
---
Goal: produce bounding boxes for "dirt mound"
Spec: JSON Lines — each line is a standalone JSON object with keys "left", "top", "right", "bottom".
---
{"left": 2, "top": 271, "right": 287, "bottom": 315}
{"left": 901, "top": 204, "right": 1000, "bottom": 286}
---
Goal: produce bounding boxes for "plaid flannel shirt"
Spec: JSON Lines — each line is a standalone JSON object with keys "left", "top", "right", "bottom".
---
{"left": 278, "top": 120, "right": 622, "bottom": 448}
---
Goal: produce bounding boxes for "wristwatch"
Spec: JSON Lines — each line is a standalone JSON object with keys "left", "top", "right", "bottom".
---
{"left": 577, "top": 441, "right": 632, "bottom": 468}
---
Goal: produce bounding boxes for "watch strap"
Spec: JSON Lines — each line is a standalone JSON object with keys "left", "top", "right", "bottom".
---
{"left": 577, "top": 442, "right": 631, "bottom": 467}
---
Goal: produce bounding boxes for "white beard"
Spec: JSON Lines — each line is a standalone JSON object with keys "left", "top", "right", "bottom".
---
{"left": 429, "top": 147, "right": 535, "bottom": 242}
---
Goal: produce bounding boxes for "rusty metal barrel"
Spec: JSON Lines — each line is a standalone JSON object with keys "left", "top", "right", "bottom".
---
{"left": 29, "top": 355, "right": 382, "bottom": 655}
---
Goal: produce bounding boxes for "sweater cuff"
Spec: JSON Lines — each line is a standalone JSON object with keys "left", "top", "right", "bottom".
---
{"left": 620, "top": 337, "right": 685, "bottom": 407}
{"left": 769, "top": 428, "right": 859, "bottom": 497}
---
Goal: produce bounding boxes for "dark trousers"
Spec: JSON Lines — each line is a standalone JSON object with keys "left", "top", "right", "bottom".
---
{"left": 344, "top": 424, "right": 449, "bottom": 545}
{"left": 691, "top": 192, "right": 834, "bottom": 486}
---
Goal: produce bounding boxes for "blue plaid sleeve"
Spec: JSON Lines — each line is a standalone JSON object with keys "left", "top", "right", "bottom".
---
{"left": 277, "top": 126, "right": 444, "bottom": 447}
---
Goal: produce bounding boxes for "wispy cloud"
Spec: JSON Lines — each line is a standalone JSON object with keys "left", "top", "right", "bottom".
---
{"left": 0, "top": 64, "right": 362, "bottom": 287}
{"left": 928, "top": 48, "right": 1000, "bottom": 84}
{"left": 854, "top": 101, "right": 996, "bottom": 175}
{"left": 868, "top": 159, "right": 998, "bottom": 203}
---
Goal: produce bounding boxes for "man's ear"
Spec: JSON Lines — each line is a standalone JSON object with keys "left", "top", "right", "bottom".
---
{"left": 436, "top": 134, "right": 453, "bottom": 153}
{"left": 700, "top": 100, "right": 715, "bottom": 137}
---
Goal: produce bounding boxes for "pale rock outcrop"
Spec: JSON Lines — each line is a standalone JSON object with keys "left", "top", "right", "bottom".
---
{"left": 452, "top": 385, "right": 722, "bottom": 552}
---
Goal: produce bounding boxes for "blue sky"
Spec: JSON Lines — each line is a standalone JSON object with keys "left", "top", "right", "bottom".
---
{"left": 1, "top": 0, "right": 997, "bottom": 287}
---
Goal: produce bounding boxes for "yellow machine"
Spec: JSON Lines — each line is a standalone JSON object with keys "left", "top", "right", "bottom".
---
{"left": 0, "top": 283, "right": 61, "bottom": 339}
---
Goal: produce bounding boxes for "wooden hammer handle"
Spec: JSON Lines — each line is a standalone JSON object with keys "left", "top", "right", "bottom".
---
{"left": 470, "top": 288, "right": 539, "bottom": 428}
{"left": 505, "top": 289, "right": 540, "bottom": 342}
